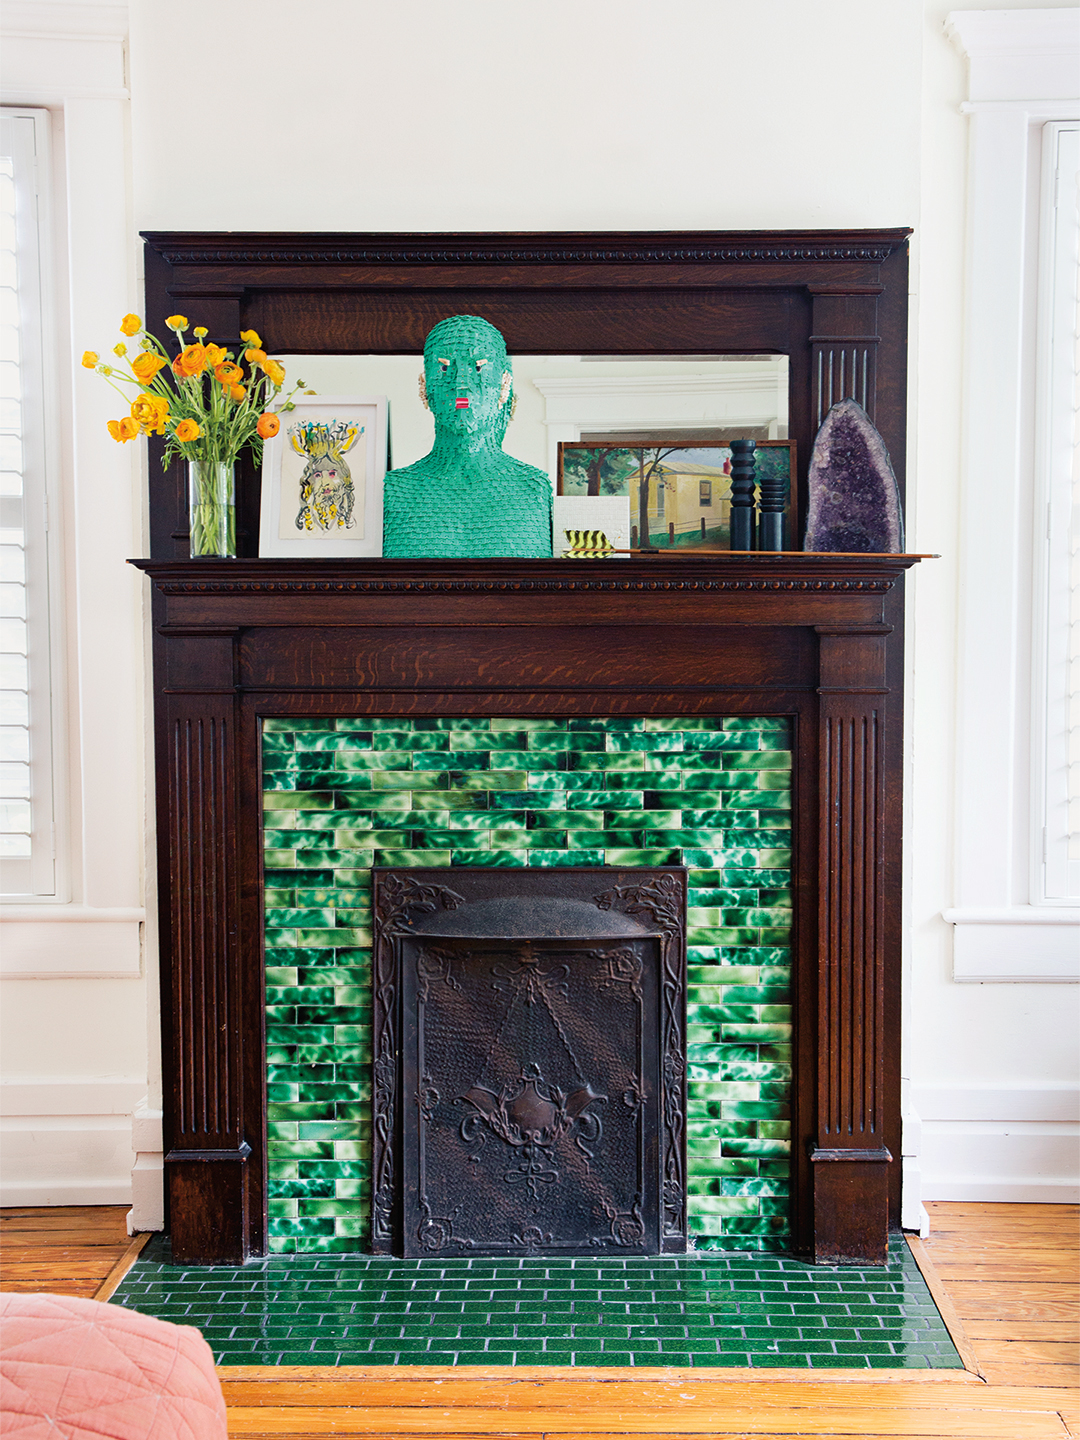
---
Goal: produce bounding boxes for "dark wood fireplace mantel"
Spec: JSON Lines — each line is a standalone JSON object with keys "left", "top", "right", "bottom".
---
{"left": 135, "top": 551, "right": 918, "bottom": 1266}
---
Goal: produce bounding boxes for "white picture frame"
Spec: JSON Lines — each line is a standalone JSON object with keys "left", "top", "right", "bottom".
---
{"left": 552, "top": 495, "right": 632, "bottom": 558}
{"left": 258, "top": 395, "right": 387, "bottom": 557}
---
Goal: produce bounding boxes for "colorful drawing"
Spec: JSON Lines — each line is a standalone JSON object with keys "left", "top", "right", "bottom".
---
{"left": 289, "top": 420, "right": 363, "bottom": 534}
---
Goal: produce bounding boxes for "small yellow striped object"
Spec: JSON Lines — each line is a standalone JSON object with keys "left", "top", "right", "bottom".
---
{"left": 562, "top": 528, "right": 614, "bottom": 558}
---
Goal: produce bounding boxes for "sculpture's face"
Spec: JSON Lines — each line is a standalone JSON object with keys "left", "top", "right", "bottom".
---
{"left": 424, "top": 318, "right": 510, "bottom": 439}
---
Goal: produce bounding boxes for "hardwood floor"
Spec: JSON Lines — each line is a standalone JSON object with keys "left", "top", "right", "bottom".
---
{"left": 0, "top": 1205, "right": 148, "bottom": 1300}
{"left": 1, "top": 1202, "right": 1076, "bottom": 1437}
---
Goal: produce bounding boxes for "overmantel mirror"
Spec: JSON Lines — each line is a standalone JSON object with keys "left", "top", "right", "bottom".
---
{"left": 137, "top": 230, "right": 913, "bottom": 1268}
{"left": 142, "top": 229, "right": 910, "bottom": 557}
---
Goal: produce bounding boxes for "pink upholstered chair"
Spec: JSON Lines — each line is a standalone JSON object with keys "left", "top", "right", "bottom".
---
{"left": 0, "top": 1292, "right": 227, "bottom": 1438}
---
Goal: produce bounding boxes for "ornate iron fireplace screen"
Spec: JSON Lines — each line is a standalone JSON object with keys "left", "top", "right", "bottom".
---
{"left": 371, "top": 868, "right": 688, "bottom": 1258}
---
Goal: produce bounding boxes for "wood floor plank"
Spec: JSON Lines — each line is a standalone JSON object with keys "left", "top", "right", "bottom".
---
{"left": 0, "top": 1278, "right": 99, "bottom": 1296}
{"left": 972, "top": 1341, "right": 1080, "bottom": 1366}
{"left": 944, "top": 1282, "right": 1079, "bottom": 1321}
{"left": 0, "top": 1228, "right": 132, "bottom": 1247}
{"left": 0, "top": 1259, "right": 120, "bottom": 1280}
{"left": 930, "top": 1261, "right": 1080, "bottom": 1282}
{"left": 965, "top": 1321, "right": 1079, "bottom": 1342}
{"left": 0, "top": 1244, "right": 133, "bottom": 1265}
{"left": 221, "top": 1404, "right": 1072, "bottom": 1436}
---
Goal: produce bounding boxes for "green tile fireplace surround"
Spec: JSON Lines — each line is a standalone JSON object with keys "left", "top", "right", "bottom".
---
{"left": 262, "top": 714, "right": 794, "bottom": 1257}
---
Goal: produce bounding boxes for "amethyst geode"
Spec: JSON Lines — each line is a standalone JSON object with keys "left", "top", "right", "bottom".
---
{"left": 803, "top": 398, "right": 904, "bottom": 553}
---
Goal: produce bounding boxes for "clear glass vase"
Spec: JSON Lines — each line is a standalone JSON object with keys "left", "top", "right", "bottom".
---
{"left": 188, "top": 460, "right": 236, "bottom": 559}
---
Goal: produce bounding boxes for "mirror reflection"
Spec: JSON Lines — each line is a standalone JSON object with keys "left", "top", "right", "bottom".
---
{"left": 279, "top": 355, "right": 789, "bottom": 485}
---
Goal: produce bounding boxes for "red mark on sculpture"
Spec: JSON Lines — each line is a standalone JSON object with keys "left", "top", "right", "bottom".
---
{"left": 455, "top": 398, "right": 470, "bottom": 409}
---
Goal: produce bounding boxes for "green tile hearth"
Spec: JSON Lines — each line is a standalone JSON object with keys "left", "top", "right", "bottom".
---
{"left": 111, "top": 1235, "right": 963, "bottom": 1369}
{"left": 263, "top": 715, "right": 794, "bottom": 1254}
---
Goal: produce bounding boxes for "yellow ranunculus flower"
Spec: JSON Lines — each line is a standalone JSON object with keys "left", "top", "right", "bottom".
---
{"left": 204, "top": 343, "right": 228, "bottom": 367}
{"left": 245, "top": 348, "right": 267, "bottom": 364}
{"left": 131, "top": 392, "right": 169, "bottom": 435}
{"left": 120, "top": 314, "right": 142, "bottom": 336}
{"left": 239, "top": 329, "right": 262, "bottom": 349}
{"left": 173, "top": 344, "right": 207, "bottom": 378}
{"left": 174, "top": 419, "right": 201, "bottom": 442}
{"left": 107, "top": 419, "right": 123, "bottom": 442}
{"left": 131, "top": 353, "right": 167, "bottom": 383}
{"left": 262, "top": 358, "right": 285, "bottom": 387}
{"left": 193, "top": 326, "right": 208, "bottom": 338}
{"left": 81, "top": 351, "right": 99, "bottom": 369}
{"left": 113, "top": 343, "right": 127, "bottom": 356}
{"left": 214, "top": 361, "right": 244, "bottom": 388}
{"left": 109, "top": 416, "right": 139, "bottom": 441}
{"left": 165, "top": 315, "right": 188, "bottom": 331}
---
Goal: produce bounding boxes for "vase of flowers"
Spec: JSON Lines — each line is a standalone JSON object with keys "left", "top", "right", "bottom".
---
{"left": 82, "top": 313, "right": 304, "bottom": 558}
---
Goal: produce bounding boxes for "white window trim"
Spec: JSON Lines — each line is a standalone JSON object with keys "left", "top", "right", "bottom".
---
{"left": 0, "top": 12, "right": 146, "bottom": 973}
{"left": 945, "top": 9, "right": 1080, "bottom": 981}
{"left": 1, "top": 107, "right": 66, "bottom": 899}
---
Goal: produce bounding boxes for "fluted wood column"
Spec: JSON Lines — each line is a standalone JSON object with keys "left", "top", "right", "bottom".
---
{"left": 159, "top": 628, "right": 250, "bottom": 1263}
{"left": 812, "top": 625, "right": 894, "bottom": 1264}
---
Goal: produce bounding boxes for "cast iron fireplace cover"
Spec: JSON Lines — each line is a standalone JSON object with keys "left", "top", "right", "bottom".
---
{"left": 371, "top": 868, "right": 688, "bottom": 1258}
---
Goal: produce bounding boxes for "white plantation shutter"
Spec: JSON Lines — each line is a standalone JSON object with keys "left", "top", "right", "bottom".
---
{"left": 1036, "top": 122, "right": 1080, "bottom": 904}
{"left": 0, "top": 110, "right": 57, "bottom": 896}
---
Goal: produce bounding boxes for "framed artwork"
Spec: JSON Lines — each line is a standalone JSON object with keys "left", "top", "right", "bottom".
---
{"left": 552, "top": 495, "right": 632, "bottom": 558}
{"left": 259, "top": 396, "right": 388, "bottom": 557}
{"left": 557, "top": 440, "right": 796, "bottom": 551}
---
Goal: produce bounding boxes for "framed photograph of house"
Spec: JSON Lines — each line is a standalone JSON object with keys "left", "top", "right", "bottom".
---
{"left": 557, "top": 440, "right": 796, "bottom": 551}
{"left": 259, "top": 396, "right": 388, "bottom": 557}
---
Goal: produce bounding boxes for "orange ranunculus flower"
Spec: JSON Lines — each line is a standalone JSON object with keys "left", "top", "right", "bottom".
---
{"left": 239, "top": 329, "right": 262, "bottom": 349}
{"left": 174, "top": 419, "right": 201, "bottom": 442}
{"left": 165, "top": 315, "right": 188, "bottom": 331}
{"left": 229, "top": 384, "right": 246, "bottom": 401}
{"left": 244, "top": 348, "right": 267, "bottom": 364}
{"left": 214, "top": 361, "right": 244, "bottom": 386}
{"left": 120, "top": 314, "right": 142, "bottom": 336}
{"left": 262, "top": 358, "right": 285, "bottom": 387}
{"left": 131, "top": 392, "right": 169, "bottom": 435}
{"left": 131, "top": 352, "right": 167, "bottom": 383}
{"left": 110, "top": 416, "right": 138, "bottom": 441}
{"left": 257, "top": 412, "right": 280, "bottom": 439}
{"left": 82, "top": 351, "right": 99, "bottom": 369}
{"left": 204, "top": 343, "right": 227, "bottom": 367}
{"left": 107, "top": 419, "right": 123, "bottom": 441}
{"left": 173, "top": 344, "right": 208, "bottom": 378}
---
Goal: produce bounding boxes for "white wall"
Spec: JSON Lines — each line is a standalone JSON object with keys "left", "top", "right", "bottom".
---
{"left": 2, "top": 0, "right": 1075, "bottom": 1221}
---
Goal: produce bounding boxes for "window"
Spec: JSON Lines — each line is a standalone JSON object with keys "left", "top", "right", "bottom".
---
{"left": 1, "top": 110, "right": 58, "bottom": 897}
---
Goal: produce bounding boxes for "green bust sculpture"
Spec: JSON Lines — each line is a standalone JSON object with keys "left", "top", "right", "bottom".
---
{"left": 382, "top": 315, "right": 553, "bottom": 557}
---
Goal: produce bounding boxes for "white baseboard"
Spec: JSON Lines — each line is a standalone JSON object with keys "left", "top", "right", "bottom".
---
{"left": 0, "top": 1078, "right": 144, "bottom": 1206}
{"left": 128, "top": 1102, "right": 164, "bottom": 1233}
{"left": 920, "top": 1177, "right": 1080, "bottom": 1202}
{"left": 908, "top": 1082, "right": 1079, "bottom": 1203}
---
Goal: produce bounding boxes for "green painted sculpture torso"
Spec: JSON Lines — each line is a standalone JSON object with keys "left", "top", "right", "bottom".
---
{"left": 382, "top": 315, "right": 553, "bottom": 558}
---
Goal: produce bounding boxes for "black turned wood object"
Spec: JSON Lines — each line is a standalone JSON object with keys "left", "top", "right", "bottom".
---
{"left": 138, "top": 228, "right": 912, "bottom": 1267}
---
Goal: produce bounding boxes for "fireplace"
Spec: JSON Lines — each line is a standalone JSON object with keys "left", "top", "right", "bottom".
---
{"left": 370, "top": 868, "right": 688, "bottom": 1257}
{"left": 136, "top": 227, "right": 914, "bottom": 1268}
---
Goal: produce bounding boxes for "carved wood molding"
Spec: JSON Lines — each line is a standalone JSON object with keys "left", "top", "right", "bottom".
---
{"left": 146, "top": 230, "right": 910, "bottom": 269}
